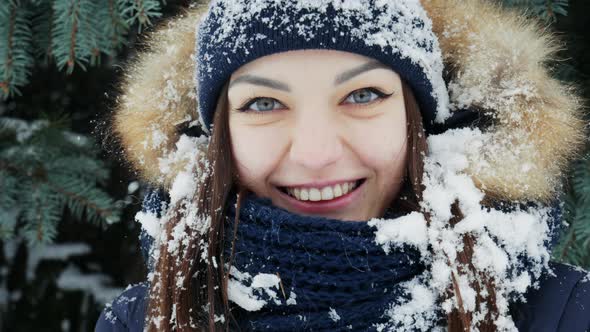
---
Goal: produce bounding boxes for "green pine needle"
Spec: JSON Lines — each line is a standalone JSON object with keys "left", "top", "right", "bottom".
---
{"left": 0, "top": 0, "right": 163, "bottom": 93}
{"left": 0, "top": 116, "right": 122, "bottom": 247}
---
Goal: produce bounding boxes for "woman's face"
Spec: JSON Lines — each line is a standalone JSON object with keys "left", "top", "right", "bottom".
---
{"left": 228, "top": 50, "right": 407, "bottom": 221}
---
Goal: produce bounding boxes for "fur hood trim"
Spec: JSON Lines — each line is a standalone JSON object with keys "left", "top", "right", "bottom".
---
{"left": 111, "top": 0, "right": 585, "bottom": 202}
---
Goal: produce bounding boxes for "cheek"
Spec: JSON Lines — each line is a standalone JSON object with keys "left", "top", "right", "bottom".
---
{"left": 353, "top": 113, "right": 408, "bottom": 176}
{"left": 229, "top": 123, "right": 287, "bottom": 190}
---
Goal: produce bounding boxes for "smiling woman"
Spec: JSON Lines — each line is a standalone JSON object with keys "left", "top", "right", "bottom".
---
{"left": 97, "top": 0, "right": 589, "bottom": 332}
{"left": 228, "top": 50, "right": 410, "bottom": 221}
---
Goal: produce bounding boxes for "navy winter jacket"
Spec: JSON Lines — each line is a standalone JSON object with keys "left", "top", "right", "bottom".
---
{"left": 96, "top": 262, "right": 589, "bottom": 331}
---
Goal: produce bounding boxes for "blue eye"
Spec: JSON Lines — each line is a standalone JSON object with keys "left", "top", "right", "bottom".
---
{"left": 240, "top": 97, "right": 285, "bottom": 112}
{"left": 343, "top": 88, "right": 391, "bottom": 105}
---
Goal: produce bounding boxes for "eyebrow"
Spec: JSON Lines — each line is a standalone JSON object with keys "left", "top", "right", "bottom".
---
{"left": 334, "top": 61, "right": 390, "bottom": 85}
{"left": 228, "top": 60, "right": 390, "bottom": 91}
{"left": 229, "top": 75, "right": 291, "bottom": 92}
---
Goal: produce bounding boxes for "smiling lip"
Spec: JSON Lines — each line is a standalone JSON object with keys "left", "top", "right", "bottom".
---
{"left": 275, "top": 178, "right": 363, "bottom": 189}
{"left": 275, "top": 179, "right": 366, "bottom": 214}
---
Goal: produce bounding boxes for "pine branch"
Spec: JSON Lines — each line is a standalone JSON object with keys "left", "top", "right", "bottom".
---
{"left": 105, "top": 0, "right": 129, "bottom": 53}
{"left": 0, "top": 117, "right": 122, "bottom": 246}
{"left": 120, "top": 0, "right": 162, "bottom": 33}
{"left": 31, "top": 0, "right": 54, "bottom": 62}
{"left": 48, "top": 155, "right": 110, "bottom": 185}
{"left": 21, "top": 181, "right": 60, "bottom": 245}
{"left": 49, "top": 178, "right": 119, "bottom": 224}
{"left": 1, "top": 149, "right": 118, "bottom": 225}
{"left": 0, "top": 0, "right": 165, "bottom": 91}
{"left": 0, "top": 0, "right": 34, "bottom": 99}
{"left": 86, "top": 2, "right": 108, "bottom": 66}
{"left": 52, "top": 0, "right": 101, "bottom": 73}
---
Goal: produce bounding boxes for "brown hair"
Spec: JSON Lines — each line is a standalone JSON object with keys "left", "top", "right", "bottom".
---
{"left": 145, "top": 81, "right": 497, "bottom": 331}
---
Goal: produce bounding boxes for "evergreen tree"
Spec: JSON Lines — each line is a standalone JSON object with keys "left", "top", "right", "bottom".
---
{"left": 1, "top": 0, "right": 168, "bottom": 244}
{"left": 1, "top": 0, "right": 164, "bottom": 98}
{"left": 0, "top": 1, "right": 173, "bottom": 330}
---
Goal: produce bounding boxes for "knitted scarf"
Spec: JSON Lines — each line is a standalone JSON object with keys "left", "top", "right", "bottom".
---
{"left": 223, "top": 194, "right": 428, "bottom": 331}
{"left": 137, "top": 188, "right": 562, "bottom": 330}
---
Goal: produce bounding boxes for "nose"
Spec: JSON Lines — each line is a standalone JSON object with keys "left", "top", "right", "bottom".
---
{"left": 288, "top": 113, "right": 344, "bottom": 171}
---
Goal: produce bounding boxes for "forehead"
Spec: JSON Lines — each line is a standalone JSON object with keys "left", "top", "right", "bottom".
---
{"left": 229, "top": 50, "right": 378, "bottom": 79}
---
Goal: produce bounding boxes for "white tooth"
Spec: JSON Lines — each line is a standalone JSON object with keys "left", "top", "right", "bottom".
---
{"left": 294, "top": 188, "right": 301, "bottom": 200}
{"left": 349, "top": 181, "right": 356, "bottom": 190}
{"left": 333, "top": 184, "right": 343, "bottom": 197}
{"left": 321, "top": 186, "right": 334, "bottom": 200}
{"left": 300, "top": 188, "right": 309, "bottom": 201}
{"left": 342, "top": 182, "right": 349, "bottom": 194}
{"left": 309, "top": 188, "right": 321, "bottom": 201}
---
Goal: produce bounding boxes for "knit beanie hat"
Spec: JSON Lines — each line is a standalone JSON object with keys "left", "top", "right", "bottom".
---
{"left": 195, "top": 0, "right": 450, "bottom": 133}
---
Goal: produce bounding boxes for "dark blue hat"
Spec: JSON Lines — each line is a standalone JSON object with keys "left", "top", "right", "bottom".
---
{"left": 195, "top": 0, "right": 449, "bottom": 133}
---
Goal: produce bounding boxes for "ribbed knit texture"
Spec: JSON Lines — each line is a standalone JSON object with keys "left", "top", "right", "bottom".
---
{"left": 196, "top": 0, "right": 449, "bottom": 132}
{"left": 224, "top": 194, "right": 426, "bottom": 331}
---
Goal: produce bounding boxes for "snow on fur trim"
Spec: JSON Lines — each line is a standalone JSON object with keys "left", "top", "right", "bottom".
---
{"left": 422, "top": 0, "right": 585, "bottom": 201}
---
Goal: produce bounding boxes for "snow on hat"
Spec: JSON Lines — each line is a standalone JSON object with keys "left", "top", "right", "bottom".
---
{"left": 195, "top": 0, "right": 449, "bottom": 132}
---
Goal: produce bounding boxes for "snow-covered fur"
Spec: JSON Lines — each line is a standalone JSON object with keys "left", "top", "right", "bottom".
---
{"left": 111, "top": 0, "right": 585, "bottom": 203}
